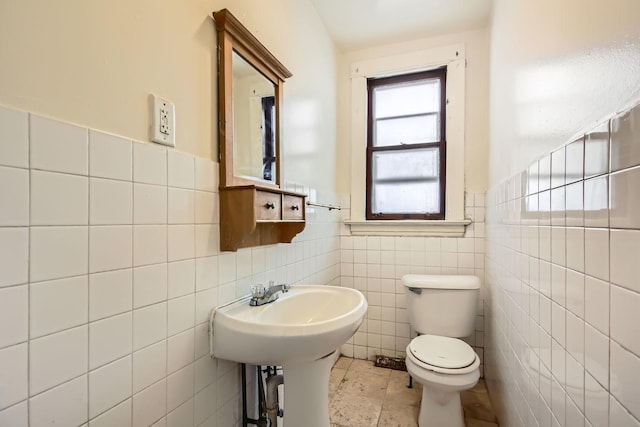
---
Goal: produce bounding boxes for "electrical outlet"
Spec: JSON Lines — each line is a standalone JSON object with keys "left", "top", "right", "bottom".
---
{"left": 151, "top": 94, "right": 176, "bottom": 147}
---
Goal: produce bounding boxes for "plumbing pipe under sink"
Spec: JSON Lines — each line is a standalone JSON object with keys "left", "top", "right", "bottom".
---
{"left": 266, "top": 374, "right": 284, "bottom": 427}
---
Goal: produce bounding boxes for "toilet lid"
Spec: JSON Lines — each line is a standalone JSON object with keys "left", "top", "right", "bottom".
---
{"left": 409, "top": 335, "right": 476, "bottom": 369}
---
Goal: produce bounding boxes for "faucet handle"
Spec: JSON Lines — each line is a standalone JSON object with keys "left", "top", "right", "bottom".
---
{"left": 250, "top": 285, "right": 267, "bottom": 298}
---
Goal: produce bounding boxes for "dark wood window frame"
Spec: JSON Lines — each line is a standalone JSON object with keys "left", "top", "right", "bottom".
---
{"left": 366, "top": 68, "right": 447, "bottom": 220}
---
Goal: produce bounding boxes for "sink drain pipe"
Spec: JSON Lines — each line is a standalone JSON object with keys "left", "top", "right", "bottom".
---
{"left": 241, "top": 364, "right": 284, "bottom": 427}
{"left": 265, "top": 373, "right": 284, "bottom": 426}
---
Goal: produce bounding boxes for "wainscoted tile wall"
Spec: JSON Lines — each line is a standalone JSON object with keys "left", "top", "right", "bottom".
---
{"left": 339, "top": 193, "right": 486, "bottom": 374}
{"left": 0, "top": 105, "right": 341, "bottom": 427}
{"left": 485, "top": 102, "right": 640, "bottom": 426}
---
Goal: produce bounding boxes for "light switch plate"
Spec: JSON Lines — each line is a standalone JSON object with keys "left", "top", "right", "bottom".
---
{"left": 150, "top": 94, "right": 176, "bottom": 147}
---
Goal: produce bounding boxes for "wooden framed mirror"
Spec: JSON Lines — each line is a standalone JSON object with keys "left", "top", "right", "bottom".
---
{"left": 213, "top": 9, "right": 306, "bottom": 251}
{"left": 213, "top": 8, "right": 292, "bottom": 188}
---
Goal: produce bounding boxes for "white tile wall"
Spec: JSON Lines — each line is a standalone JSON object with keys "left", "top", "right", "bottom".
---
{"left": 30, "top": 226, "right": 88, "bottom": 282}
{"left": 132, "top": 379, "right": 166, "bottom": 427}
{"left": 30, "top": 115, "right": 88, "bottom": 175}
{"left": 485, "top": 102, "right": 640, "bottom": 427}
{"left": 168, "top": 259, "right": 195, "bottom": 298}
{"left": 0, "top": 286, "right": 28, "bottom": 348}
{"left": 0, "top": 228, "right": 29, "bottom": 287}
{"left": 89, "top": 178, "right": 133, "bottom": 225}
{"left": 167, "top": 399, "right": 194, "bottom": 427}
{"left": 133, "top": 264, "right": 168, "bottom": 308}
{"left": 31, "top": 170, "right": 88, "bottom": 225}
{"left": 89, "top": 130, "right": 133, "bottom": 181}
{"left": 30, "top": 325, "right": 88, "bottom": 395}
{"left": 89, "top": 312, "right": 133, "bottom": 370}
{"left": 610, "top": 229, "right": 640, "bottom": 293}
{"left": 30, "top": 276, "right": 88, "bottom": 338}
{"left": 133, "top": 225, "right": 168, "bottom": 268}
{"left": 133, "top": 142, "right": 167, "bottom": 186}
{"left": 29, "top": 375, "right": 88, "bottom": 427}
{"left": 89, "top": 269, "right": 133, "bottom": 321}
{"left": 339, "top": 193, "right": 486, "bottom": 371}
{"left": 168, "top": 294, "right": 195, "bottom": 336}
{"left": 0, "top": 400, "right": 28, "bottom": 427}
{"left": 134, "top": 183, "right": 168, "bottom": 224}
{"left": 167, "top": 364, "right": 194, "bottom": 412}
{"left": 89, "top": 356, "right": 132, "bottom": 418}
{"left": 133, "top": 341, "right": 167, "bottom": 394}
{"left": 0, "top": 343, "right": 28, "bottom": 408}
{"left": 168, "top": 225, "right": 196, "bottom": 262}
{"left": 0, "top": 166, "right": 29, "bottom": 225}
{"left": 168, "top": 188, "right": 195, "bottom": 224}
{"left": 88, "top": 399, "right": 131, "bottom": 427}
{"left": 0, "top": 107, "right": 341, "bottom": 426}
{"left": 167, "top": 329, "right": 194, "bottom": 374}
{"left": 168, "top": 150, "right": 195, "bottom": 190}
{"left": 89, "top": 226, "right": 133, "bottom": 273}
{"left": 610, "top": 105, "right": 640, "bottom": 172}
{"left": 0, "top": 106, "right": 29, "bottom": 169}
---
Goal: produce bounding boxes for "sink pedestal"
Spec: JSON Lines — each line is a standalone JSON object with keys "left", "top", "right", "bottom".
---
{"left": 281, "top": 351, "right": 335, "bottom": 427}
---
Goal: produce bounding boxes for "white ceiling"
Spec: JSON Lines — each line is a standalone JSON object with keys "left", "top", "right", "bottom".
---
{"left": 309, "top": 0, "right": 494, "bottom": 52}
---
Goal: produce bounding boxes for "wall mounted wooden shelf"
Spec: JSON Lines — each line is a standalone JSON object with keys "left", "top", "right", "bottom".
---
{"left": 219, "top": 185, "right": 306, "bottom": 252}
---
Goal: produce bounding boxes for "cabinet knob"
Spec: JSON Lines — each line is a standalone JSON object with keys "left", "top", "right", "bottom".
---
{"left": 291, "top": 205, "right": 299, "bottom": 211}
{"left": 265, "top": 202, "right": 276, "bottom": 209}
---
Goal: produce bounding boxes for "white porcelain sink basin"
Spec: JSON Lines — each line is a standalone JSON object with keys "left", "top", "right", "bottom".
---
{"left": 210, "top": 284, "right": 367, "bottom": 365}
{"left": 209, "top": 284, "right": 367, "bottom": 427}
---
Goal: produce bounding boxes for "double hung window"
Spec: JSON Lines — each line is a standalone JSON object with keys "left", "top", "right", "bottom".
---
{"left": 366, "top": 68, "right": 446, "bottom": 220}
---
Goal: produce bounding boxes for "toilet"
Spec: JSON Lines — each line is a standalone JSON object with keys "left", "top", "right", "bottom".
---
{"left": 402, "top": 274, "right": 481, "bottom": 427}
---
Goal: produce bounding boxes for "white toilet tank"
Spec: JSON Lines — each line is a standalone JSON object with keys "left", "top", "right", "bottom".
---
{"left": 403, "top": 274, "right": 480, "bottom": 338}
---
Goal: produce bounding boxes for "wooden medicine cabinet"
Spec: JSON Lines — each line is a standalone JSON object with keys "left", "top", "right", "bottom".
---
{"left": 213, "top": 9, "right": 306, "bottom": 251}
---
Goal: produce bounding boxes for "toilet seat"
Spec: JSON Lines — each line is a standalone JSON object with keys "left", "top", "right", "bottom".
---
{"left": 408, "top": 335, "right": 479, "bottom": 375}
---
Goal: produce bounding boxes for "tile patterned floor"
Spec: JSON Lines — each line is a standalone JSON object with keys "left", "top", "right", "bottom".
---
{"left": 328, "top": 357, "right": 498, "bottom": 427}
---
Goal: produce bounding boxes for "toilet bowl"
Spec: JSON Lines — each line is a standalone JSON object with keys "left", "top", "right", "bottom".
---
{"left": 405, "top": 334, "right": 480, "bottom": 427}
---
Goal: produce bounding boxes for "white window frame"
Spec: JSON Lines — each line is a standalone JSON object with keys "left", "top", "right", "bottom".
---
{"left": 346, "top": 44, "right": 470, "bottom": 237}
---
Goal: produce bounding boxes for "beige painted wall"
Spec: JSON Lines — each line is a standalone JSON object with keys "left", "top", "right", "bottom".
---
{"left": 489, "top": 0, "right": 640, "bottom": 184}
{"left": 0, "top": 0, "right": 338, "bottom": 192}
{"left": 336, "top": 28, "right": 491, "bottom": 196}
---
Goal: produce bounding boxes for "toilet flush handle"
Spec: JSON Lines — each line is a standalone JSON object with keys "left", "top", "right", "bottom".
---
{"left": 407, "top": 287, "right": 422, "bottom": 295}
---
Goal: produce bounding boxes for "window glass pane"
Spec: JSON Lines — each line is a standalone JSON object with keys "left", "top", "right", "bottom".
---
{"left": 373, "top": 182, "right": 440, "bottom": 214}
{"left": 374, "top": 79, "right": 440, "bottom": 119}
{"left": 372, "top": 148, "right": 439, "bottom": 181}
{"left": 374, "top": 114, "right": 439, "bottom": 146}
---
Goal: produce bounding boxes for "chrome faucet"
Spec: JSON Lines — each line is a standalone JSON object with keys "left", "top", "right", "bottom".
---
{"left": 249, "top": 280, "right": 290, "bottom": 306}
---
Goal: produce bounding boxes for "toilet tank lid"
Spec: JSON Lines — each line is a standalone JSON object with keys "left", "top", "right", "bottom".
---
{"left": 402, "top": 274, "right": 480, "bottom": 290}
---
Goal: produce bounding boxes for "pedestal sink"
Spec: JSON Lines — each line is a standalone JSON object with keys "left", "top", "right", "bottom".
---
{"left": 209, "top": 284, "right": 367, "bottom": 427}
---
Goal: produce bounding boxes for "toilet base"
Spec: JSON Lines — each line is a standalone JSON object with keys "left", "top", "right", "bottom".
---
{"left": 417, "top": 386, "right": 465, "bottom": 427}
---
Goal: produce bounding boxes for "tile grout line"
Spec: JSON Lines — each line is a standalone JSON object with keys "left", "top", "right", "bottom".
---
{"left": 27, "top": 110, "right": 32, "bottom": 427}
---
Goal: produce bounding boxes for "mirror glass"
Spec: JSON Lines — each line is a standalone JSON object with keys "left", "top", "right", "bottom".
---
{"left": 232, "top": 50, "right": 277, "bottom": 183}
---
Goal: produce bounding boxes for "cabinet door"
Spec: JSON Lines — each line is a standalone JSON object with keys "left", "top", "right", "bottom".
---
{"left": 255, "top": 191, "right": 281, "bottom": 220}
{"left": 282, "top": 195, "right": 304, "bottom": 220}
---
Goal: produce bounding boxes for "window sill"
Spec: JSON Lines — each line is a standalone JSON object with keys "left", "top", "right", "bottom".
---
{"left": 344, "top": 219, "right": 471, "bottom": 237}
